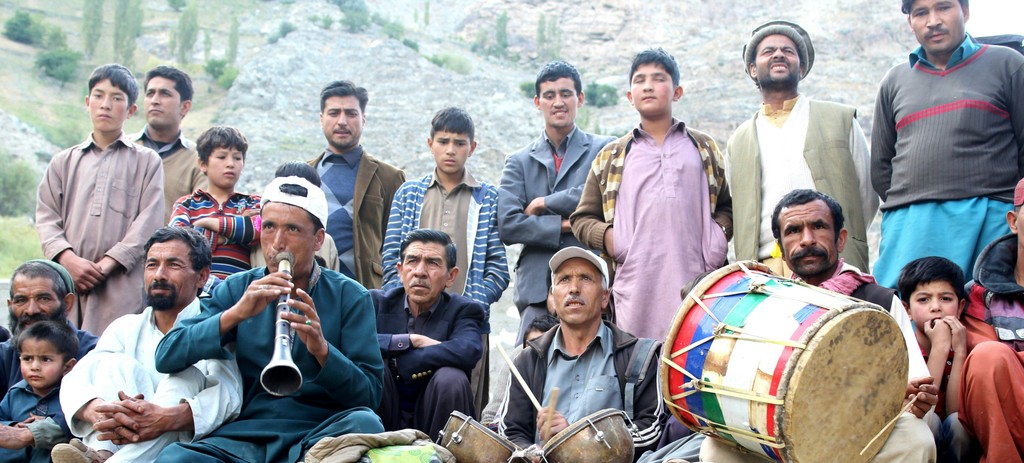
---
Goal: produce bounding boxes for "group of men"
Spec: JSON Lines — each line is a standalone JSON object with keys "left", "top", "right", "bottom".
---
{"left": 2, "top": 0, "right": 1022, "bottom": 461}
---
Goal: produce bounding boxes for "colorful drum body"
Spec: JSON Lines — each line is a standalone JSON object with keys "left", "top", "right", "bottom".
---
{"left": 437, "top": 411, "right": 521, "bottom": 463}
{"left": 661, "top": 262, "right": 908, "bottom": 462}
{"left": 543, "top": 408, "right": 634, "bottom": 463}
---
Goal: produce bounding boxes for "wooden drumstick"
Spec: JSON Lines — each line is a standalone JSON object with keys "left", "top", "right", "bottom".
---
{"left": 543, "top": 387, "right": 560, "bottom": 442}
{"left": 496, "top": 342, "right": 544, "bottom": 413}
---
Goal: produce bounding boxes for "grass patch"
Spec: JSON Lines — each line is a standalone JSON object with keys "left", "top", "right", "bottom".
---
{"left": 0, "top": 216, "right": 42, "bottom": 278}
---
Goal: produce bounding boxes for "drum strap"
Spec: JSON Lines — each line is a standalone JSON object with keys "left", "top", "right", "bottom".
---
{"left": 623, "top": 338, "right": 660, "bottom": 420}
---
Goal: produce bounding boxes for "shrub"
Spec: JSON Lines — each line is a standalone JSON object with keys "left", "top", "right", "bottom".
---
{"left": 585, "top": 82, "right": 618, "bottom": 108}
{"left": 3, "top": 11, "right": 45, "bottom": 45}
{"left": 217, "top": 67, "right": 239, "bottom": 89}
{"left": 204, "top": 58, "right": 227, "bottom": 80}
{"left": 168, "top": 0, "right": 186, "bottom": 11}
{"left": 35, "top": 48, "right": 82, "bottom": 87}
{"left": 519, "top": 81, "right": 534, "bottom": 98}
{"left": 341, "top": 9, "right": 370, "bottom": 33}
{"left": 401, "top": 38, "right": 419, "bottom": 51}
{"left": 268, "top": 21, "right": 296, "bottom": 44}
{"left": 428, "top": 54, "right": 471, "bottom": 75}
{"left": 0, "top": 151, "right": 39, "bottom": 217}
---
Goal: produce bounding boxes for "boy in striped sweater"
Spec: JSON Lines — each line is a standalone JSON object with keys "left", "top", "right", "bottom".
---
{"left": 169, "top": 126, "right": 260, "bottom": 289}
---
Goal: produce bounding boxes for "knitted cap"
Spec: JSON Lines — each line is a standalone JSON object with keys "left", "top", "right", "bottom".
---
{"left": 743, "top": 20, "right": 815, "bottom": 80}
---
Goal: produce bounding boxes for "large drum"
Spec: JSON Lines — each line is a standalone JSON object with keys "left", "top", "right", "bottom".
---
{"left": 543, "top": 409, "right": 634, "bottom": 463}
{"left": 438, "top": 411, "right": 521, "bottom": 463}
{"left": 661, "top": 262, "right": 908, "bottom": 462}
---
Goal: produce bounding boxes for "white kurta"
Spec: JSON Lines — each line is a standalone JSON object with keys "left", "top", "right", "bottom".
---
{"left": 59, "top": 299, "right": 242, "bottom": 462}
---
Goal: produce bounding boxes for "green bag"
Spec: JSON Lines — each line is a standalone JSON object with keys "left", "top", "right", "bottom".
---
{"left": 362, "top": 445, "right": 441, "bottom": 463}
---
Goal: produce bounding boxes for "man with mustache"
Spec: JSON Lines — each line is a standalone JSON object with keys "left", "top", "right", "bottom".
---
{"left": 699, "top": 189, "right": 936, "bottom": 461}
{"left": 308, "top": 80, "right": 405, "bottom": 289}
{"left": 728, "top": 20, "right": 876, "bottom": 274}
{"left": 499, "top": 247, "right": 665, "bottom": 461}
{"left": 871, "top": 0, "right": 1024, "bottom": 288}
{"left": 133, "top": 66, "right": 206, "bottom": 224}
{"left": 53, "top": 227, "right": 241, "bottom": 463}
{"left": 0, "top": 261, "right": 99, "bottom": 453}
{"left": 371, "top": 229, "right": 483, "bottom": 438}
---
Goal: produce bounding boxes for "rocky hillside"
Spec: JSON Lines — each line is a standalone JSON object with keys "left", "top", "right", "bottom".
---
{"left": 222, "top": 0, "right": 919, "bottom": 193}
{"left": 4, "top": 0, "right": 921, "bottom": 194}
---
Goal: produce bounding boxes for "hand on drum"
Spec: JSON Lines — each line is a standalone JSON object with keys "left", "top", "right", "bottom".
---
{"left": 537, "top": 410, "right": 568, "bottom": 442}
{"left": 905, "top": 376, "right": 939, "bottom": 418}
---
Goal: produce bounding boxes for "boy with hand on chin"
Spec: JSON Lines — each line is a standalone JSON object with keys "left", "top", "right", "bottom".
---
{"left": 0, "top": 321, "right": 78, "bottom": 463}
{"left": 897, "top": 256, "right": 977, "bottom": 462}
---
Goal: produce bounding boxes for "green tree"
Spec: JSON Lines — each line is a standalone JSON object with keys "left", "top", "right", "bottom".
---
{"left": 423, "top": 0, "right": 429, "bottom": 26}
{"left": 536, "top": 14, "right": 545, "bottom": 56}
{"left": 494, "top": 11, "right": 509, "bottom": 57}
{"left": 203, "top": 29, "right": 212, "bottom": 62}
{"left": 82, "top": 0, "right": 104, "bottom": 58}
{"left": 176, "top": 1, "right": 199, "bottom": 63}
{"left": 168, "top": 0, "right": 186, "bottom": 11}
{"left": 227, "top": 17, "right": 239, "bottom": 65}
{"left": 113, "top": 0, "right": 142, "bottom": 66}
{"left": 36, "top": 48, "right": 82, "bottom": 87}
{"left": 3, "top": 11, "right": 45, "bottom": 45}
{"left": 0, "top": 152, "right": 40, "bottom": 217}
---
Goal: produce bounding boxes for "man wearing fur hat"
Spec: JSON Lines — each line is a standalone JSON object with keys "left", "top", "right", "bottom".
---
{"left": 727, "top": 20, "right": 877, "bottom": 275}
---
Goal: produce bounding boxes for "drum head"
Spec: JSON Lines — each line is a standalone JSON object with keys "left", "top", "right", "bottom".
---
{"left": 779, "top": 307, "right": 908, "bottom": 463}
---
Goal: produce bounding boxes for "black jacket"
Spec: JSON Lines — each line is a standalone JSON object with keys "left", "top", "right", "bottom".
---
{"left": 498, "top": 321, "right": 664, "bottom": 457}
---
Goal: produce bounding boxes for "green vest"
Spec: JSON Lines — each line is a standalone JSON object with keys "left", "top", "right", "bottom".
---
{"left": 727, "top": 100, "right": 869, "bottom": 270}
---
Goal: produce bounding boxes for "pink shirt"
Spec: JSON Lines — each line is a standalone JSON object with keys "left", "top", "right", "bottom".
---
{"left": 612, "top": 121, "right": 727, "bottom": 340}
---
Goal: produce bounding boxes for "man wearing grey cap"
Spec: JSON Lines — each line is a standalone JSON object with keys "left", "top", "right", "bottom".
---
{"left": 499, "top": 246, "right": 665, "bottom": 460}
{"left": 728, "top": 20, "right": 876, "bottom": 275}
{"left": 154, "top": 176, "right": 386, "bottom": 462}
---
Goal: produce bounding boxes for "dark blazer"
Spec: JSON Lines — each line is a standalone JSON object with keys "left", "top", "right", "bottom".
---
{"left": 370, "top": 287, "right": 484, "bottom": 382}
{"left": 497, "top": 128, "right": 615, "bottom": 310}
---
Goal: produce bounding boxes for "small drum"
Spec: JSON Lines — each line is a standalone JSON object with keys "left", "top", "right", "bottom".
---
{"left": 661, "top": 262, "right": 908, "bottom": 462}
{"left": 542, "top": 408, "right": 634, "bottom": 463}
{"left": 438, "top": 411, "right": 521, "bottom": 463}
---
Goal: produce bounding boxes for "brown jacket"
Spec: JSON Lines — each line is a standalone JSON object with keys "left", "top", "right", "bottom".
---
{"left": 308, "top": 150, "right": 404, "bottom": 288}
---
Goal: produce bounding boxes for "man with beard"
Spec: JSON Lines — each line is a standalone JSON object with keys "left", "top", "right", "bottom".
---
{"left": 53, "top": 227, "right": 241, "bottom": 463}
{"left": 728, "top": 20, "right": 876, "bottom": 274}
{"left": 0, "top": 261, "right": 99, "bottom": 452}
{"left": 699, "top": 189, "right": 935, "bottom": 461}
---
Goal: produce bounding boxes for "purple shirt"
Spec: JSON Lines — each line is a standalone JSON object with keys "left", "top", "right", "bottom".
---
{"left": 612, "top": 121, "right": 728, "bottom": 340}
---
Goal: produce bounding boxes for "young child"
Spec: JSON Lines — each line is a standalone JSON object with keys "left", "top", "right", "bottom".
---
{"left": 897, "top": 256, "right": 976, "bottom": 463}
{"left": 0, "top": 321, "right": 78, "bottom": 463}
{"left": 35, "top": 63, "right": 165, "bottom": 333}
{"left": 169, "top": 126, "right": 261, "bottom": 287}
